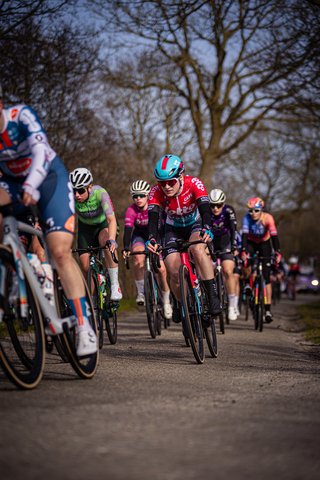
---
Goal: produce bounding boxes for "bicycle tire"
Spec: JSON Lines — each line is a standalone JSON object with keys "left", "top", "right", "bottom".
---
{"left": 245, "top": 295, "right": 249, "bottom": 321}
{"left": 144, "top": 270, "right": 157, "bottom": 339}
{"left": 0, "top": 246, "right": 45, "bottom": 389}
{"left": 154, "top": 278, "right": 162, "bottom": 336}
{"left": 224, "top": 284, "right": 229, "bottom": 325}
{"left": 253, "top": 280, "right": 259, "bottom": 330}
{"left": 179, "top": 264, "right": 204, "bottom": 364}
{"left": 216, "top": 273, "right": 225, "bottom": 334}
{"left": 104, "top": 273, "right": 118, "bottom": 344}
{"left": 87, "top": 267, "right": 103, "bottom": 349}
{"left": 58, "top": 259, "right": 99, "bottom": 379}
{"left": 200, "top": 282, "right": 218, "bottom": 358}
{"left": 53, "top": 276, "right": 72, "bottom": 363}
{"left": 258, "top": 275, "right": 264, "bottom": 332}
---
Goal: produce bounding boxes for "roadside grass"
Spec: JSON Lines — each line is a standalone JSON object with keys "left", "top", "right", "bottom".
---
{"left": 296, "top": 301, "right": 320, "bottom": 344}
{"left": 119, "top": 297, "right": 140, "bottom": 312}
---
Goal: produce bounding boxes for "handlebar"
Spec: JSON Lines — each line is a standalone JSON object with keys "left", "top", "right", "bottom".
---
{"left": 73, "top": 241, "right": 118, "bottom": 264}
{"left": 123, "top": 250, "right": 160, "bottom": 273}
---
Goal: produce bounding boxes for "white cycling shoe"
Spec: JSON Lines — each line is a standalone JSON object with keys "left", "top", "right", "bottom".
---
{"left": 76, "top": 328, "right": 97, "bottom": 357}
{"left": 110, "top": 285, "right": 123, "bottom": 301}
{"left": 163, "top": 302, "right": 173, "bottom": 319}
{"left": 136, "top": 292, "right": 145, "bottom": 306}
{"left": 228, "top": 306, "right": 238, "bottom": 321}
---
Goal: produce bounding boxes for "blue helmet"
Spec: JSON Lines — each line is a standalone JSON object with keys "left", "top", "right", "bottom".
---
{"left": 154, "top": 155, "right": 185, "bottom": 180}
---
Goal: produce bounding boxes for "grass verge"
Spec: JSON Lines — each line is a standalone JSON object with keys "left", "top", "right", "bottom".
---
{"left": 118, "top": 297, "right": 140, "bottom": 312}
{"left": 296, "top": 301, "right": 320, "bottom": 344}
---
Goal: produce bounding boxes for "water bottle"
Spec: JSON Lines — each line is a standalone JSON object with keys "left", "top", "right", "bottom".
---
{"left": 42, "top": 263, "right": 54, "bottom": 306}
{"left": 27, "top": 253, "right": 45, "bottom": 285}
{"left": 194, "top": 278, "right": 201, "bottom": 298}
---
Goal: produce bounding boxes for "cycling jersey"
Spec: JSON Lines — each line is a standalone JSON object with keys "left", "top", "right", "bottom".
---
{"left": 210, "top": 204, "right": 237, "bottom": 249}
{"left": 148, "top": 175, "right": 209, "bottom": 228}
{"left": 125, "top": 202, "right": 148, "bottom": 233}
{"left": 0, "top": 104, "right": 75, "bottom": 234}
{"left": 0, "top": 105, "right": 57, "bottom": 192}
{"left": 75, "top": 185, "right": 115, "bottom": 226}
{"left": 242, "top": 212, "right": 277, "bottom": 243}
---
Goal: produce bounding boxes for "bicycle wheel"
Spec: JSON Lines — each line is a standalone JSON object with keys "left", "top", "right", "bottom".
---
{"left": 179, "top": 264, "right": 204, "bottom": 364}
{"left": 104, "top": 273, "right": 118, "bottom": 345}
{"left": 223, "top": 283, "right": 229, "bottom": 325}
{"left": 154, "top": 278, "right": 162, "bottom": 336}
{"left": 258, "top": 275, "right": 264, "bottom": 332}
{"left": 144, "top": 270, "right": 157, "bottom": 339}
{"left": 87, "top": 267, "right": 103, "bottom": 349}
{"left": 0, "top": 246, "right": 45, "bottom": 389}
{"left": 58, "top": 259, "right": 99, "bottom": 379}
{"left": 216, "top": 273, "right": 225, "bottom": 334}
{"left": 200, "top": 282, "right": 218, "bottom": 358}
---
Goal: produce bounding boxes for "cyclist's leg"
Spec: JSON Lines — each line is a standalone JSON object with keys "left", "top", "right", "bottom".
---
{"left": 131, "top": 232, "right": 147, "bottom": 305}
{"left": 259, "top": 241, "right": 273, "bottom": 322}
{"left": 221, "top": 256, "right": 238, "bottom": 320}
{"left": 157, "top": 258, "right": 172, "bottom": 319}
{"left": 38, "top": 158, "right": 97, "bottom": 355}
{"left": 98, "top": 222, "right": 122, "bottom": 300}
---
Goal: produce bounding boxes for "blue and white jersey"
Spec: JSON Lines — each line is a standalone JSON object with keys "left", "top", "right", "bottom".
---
{"left": 0, "top": 104, "right": 57, "bottom": 190}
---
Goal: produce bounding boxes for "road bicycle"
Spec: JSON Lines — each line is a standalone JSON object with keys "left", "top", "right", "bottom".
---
{"left": 0, "top": 200, "right": 98, "bottom": 389}
{"left": 213, "top": 250, "right": 229, "bottom": 334}
{"left": 239, "top": 276, "right": 251, "bottom": 321}
{"left": 72, "top": 243, "right": 119, "bottom": 346}
{"left": 159, "top": 238, "right": 218, "bottom": 364}
{"left": 251, "top": 253, "right": 273, "bottom": 332}
{"left": 124, "top": 249, "right": 166, "bottom": 338}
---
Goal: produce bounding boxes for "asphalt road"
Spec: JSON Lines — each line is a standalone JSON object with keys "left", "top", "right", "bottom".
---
{"left": 1, "top": 293, "right": 320, "bottom": 480}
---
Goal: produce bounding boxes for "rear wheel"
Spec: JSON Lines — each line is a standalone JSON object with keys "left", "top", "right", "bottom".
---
{"left": 258, "top": 276, "right": 264, "bottom": 332}
{"left": 144, "top": 270, "right": 157, "bottom": 339}
{"left": 0, "top": 246, "right": 45, "bottom": 389}
{"left": 58, "top": 259, "right": 99, "bottom": 379}
{"left": 179, "top": 265, "right": 204, "bottom": 364}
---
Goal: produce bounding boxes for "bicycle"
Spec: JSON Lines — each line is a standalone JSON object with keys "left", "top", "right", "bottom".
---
{"left": 159, "top": 238, "right": 218, "bottom": 364}
{"left": 251, "top": 253, "right": 273, "bottom": 332}
{"left": 213, "top": 250, "right": 229, "bottom": 334}
{"left": 0, "top": 200, "right": 98, "bottom": 389}
{"left": 72, "top": 243, "right": 119, "bottom": 346}
{"left": 124, "top": 249, "right": 165, "bottom": 339}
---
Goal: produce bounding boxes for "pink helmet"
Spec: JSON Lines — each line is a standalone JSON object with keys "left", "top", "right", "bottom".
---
{"left": 247, "top": 197, "right": 264, "bottom": 209}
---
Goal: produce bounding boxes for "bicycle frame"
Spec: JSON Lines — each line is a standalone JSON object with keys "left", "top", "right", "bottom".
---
{"left": 0, "top": 215, "right": 77, "bottom": 336}
{"left": 180, "top": 250, "right": 201, "bottom": 313}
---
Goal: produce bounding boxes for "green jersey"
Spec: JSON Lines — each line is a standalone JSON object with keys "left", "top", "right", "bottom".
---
{"left": 75, "top": 185, "right": 115, "bottom": 225}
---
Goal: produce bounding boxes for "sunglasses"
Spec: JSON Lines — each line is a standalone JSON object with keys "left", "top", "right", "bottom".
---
{"left": 133, "top": 194, "right": 146, "bottom": 199}
{"left": 211, "top": 203, "right": 223, "bottom": 209}
{"left": 74, "top": 187, "right": 87, "bottom": 195}
{"left": 249, "top": 208, "right": 261, "bottom": 214}
{"left": 158, "top": 178, "right": 178, "bottom": 187}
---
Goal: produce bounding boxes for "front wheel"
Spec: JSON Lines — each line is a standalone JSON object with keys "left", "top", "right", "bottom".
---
{"left": 179, "top": 265, "right": 204, "bottom": 364}
{"left": 104, "top": 272, "right": 118, "bottom": 344}
{"left": 0, "top": 246, "right": 45, "bottom": 389}
{"left": 87, "top": 267, "right": 103, "bottom": 349}
{"left": 216, "top": 273, "right": 225, "bottom": 334}
{"left": 144, "top": 270, "right": 157, "bottom": 339}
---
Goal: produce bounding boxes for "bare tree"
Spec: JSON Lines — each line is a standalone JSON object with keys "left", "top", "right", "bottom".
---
{"left": 0, "top": 0, "right": 75, "bottom": 40}
{"left": 86, "top": 0, "right": 319, "bottom": 188}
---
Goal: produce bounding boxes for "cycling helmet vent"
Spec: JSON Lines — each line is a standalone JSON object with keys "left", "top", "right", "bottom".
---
{"left": 130, "top": 180, "right": 151, "bottom": 196}
{"left": 154, "top": 155, "right": 185, "bottom": 180}
{"left": 246, "top": 197, "right": 264, "bottom": 209}
{"left": 69, "top": 168, "right": 93, "bottom": 189}
{"left": 209, "top": 189, "right": 226, "bottom": 204}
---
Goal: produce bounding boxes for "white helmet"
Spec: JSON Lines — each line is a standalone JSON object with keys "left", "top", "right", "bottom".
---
{"left": 130, "top": 180, "right": 151, "bottom": 196}
{"left": 69, "top": 168, "right": 93, "bottom": 189}
{"left": 289, "top": 256, "right": 299, "bottom": 265}
{"left": 208, "top": 188, "right": 226, "bottom": 204}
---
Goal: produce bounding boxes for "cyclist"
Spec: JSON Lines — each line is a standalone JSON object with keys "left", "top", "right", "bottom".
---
{"left": 122, "top": 180, "right": 173, "bottom": 319}
{"left": 69, "top": 167, "right": 122, "bottom": 302}
{"left": 208, "top": 188, "right": 238, "bottom": 321}
{"left": 287, "top": 254, "right": 300, "bottom": 299}
{"left": 0, "top": 84, "right": 97, "bottom": 356}
{"left": 241, "top": 197, "right": 281, "bottom": 323}
{"left": 146, "top": 154, "right": 222, "bottom": 325}
{"left": 233, "top": 229, "right": 242, "bottom": 316}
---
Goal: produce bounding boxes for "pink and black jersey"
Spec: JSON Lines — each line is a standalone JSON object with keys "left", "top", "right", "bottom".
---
{"left": 125, "top": 202, "right": 149, "bottom": 234}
